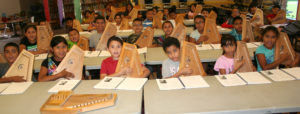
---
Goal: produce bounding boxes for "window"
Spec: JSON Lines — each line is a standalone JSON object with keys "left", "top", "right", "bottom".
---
{"left": 286, "top": 0, "right": 298, "bottom": 20}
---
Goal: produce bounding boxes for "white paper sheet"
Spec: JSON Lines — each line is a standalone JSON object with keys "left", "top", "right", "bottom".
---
{"left": 138, "top": 47, "right": 147, "bottom": 54}
{"left": 246, "top": 43, "right": 258, "bottom": 48}
{"left": 196, "top": 44, "right": 213, "bottom": 51}
{"left": 179, "top": 76, "right": 209, "bottom": 89}
{"left": 1, "top": 82, "right": 33, "bottom": 95}
{"left": 84, "top": 51, "right": 100, "bottom": 57}
{"left": 116, "top": 77, "right": 148, "bottom": 90}
{"left": 215, "top": 74, "right": 247, "bottom": 86}
{"left": 252, "top": 42, "right": 263, "bottom": 46}
{"left": 94, "top": 77, "right": 125, "bottom": 89}
{"left": 0, "top": 83, "right": 11, "bottom": 93}
{"left": 261, "top": 69, "right": 295, "bottom": 81}
{"left": 238, "top": 72, "right": 271, "bottom": 84}
{"left": 34, "top": 53, "right": 48, "bottom": 60}
{"left": 282, "top": 67, "right": 300, "bottom": 79}
{"left": 99, "top": 50, "right": 111, "bottom": 57}
{"left": 210, "top": 44, "right": 221, "bottom": 50}
{"left": 48, "top": 80, "right": 80, "bottom": 93}
{"left": 156, "top": 78, "right": 184, "bottom": 90}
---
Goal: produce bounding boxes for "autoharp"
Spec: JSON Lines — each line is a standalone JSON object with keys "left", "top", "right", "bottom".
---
{"left": 77, "top": 36, "right": 89, "bottom": 51}
{"left": 241, "top": 15, "right": 255, "bottom": 42}
{"left": 193, "top": 5, "right": 202, "bottom": 16}
{"left": 275, "top": 32, "right": 296, "bottom": 65}
{"left": 203, "top": 17, "right": 221, "bottom": 44}
{"left": 37, "top": 25, "right": 51, "bottom": 51}
{"left": 108, "top": 6, "right": 117, "bottom": 22}
{"left": 272, "top": 10, "right": 286, "bottom": 24}
{"left": 53, "top": 45, "right": 84, "bottom": 80}
{"left": 96, "top": 23, "right": 117, "bottom": 51}
{"left": 179, "top": 41, "right": 206, "bottom": 76}
{"left": 119, "top": 18, "right": 131, "bottom": 30}
{"left": 252, "top": 8, "right": 264, "bottom": 25}
{"left": 128, "top": 8, "right": 138, "bottom": 22}
{"left": 170, "top": 22, "right": 186, "bottom": 43}
{"left": 135, "top": 27, "right": 154, "bottom": 48}
{"left": 115, "top": 43, "right": 143, "bottom": 77}
{"left": 234, "top": 41, "right": 254, "bottom": 72}
{"left": 153, "top": 11, "right": 163, "bottom": 29}
{"left": 3, "top": 50, "right": 34, "bottom": 82}
{"left": 73, "top": 19, "right": 83, "bottom": 32}
{"left": 40, "top": 91, "right": 117, "bottom": 114}
{"left": 175, "top": 13, "right": 185, "bottom": 25}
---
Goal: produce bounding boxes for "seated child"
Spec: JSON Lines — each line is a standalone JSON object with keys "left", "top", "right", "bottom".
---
{"left": 201, "top": 8, "right": 210, "bottom": 18}
{"left": 0, "top": 42, "right": 26, "bottom": 83}
{"left": 125, "top": 18, "right": 143, "bottom": 45}
{"left": 89, "top": 16, "right": 106, "bottom": 51}
{"left": 114, "top": 12, "right": 123, "bottom": 30}
{"left": 267, "top": 4, "right": 282, "bottom": 24}
{"left": 162, "top": 37, "right": 192, "bottom": 78}
{"left": 100, "top": 36, "right": 150, "bottom": 79}
{"left": 229, "top": 16, "right": 250, "bottom": 42}
{"left": 38, "top": 36, "right": 75, "bottom": 81}
{"left": 153, "top": 21, "right": 174, "bottom": 47}
{"left": 221, "top": 8, "right": 240, "bottom": 28}
{"left": 67, "top": 29, "right": 89, "bottom": 50}
{"left": 163, "top": 8, "right": 169, "bottom": 20}
{"left": 256, "top": 26, "right": 299, "bottom": 71}
{"left": 20, "top": 25, "right": 47, "bottom": 55}
{"left": 143, "top": 9, "right": 153, "bottom": 28}
{"left": 64, "top": 17, "right": 74, "bottom": 33}
{"left": 190, "top": 15, "right": 209, "bottom": 44}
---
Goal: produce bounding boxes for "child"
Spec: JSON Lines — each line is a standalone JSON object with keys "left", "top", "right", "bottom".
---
{"left": 153, "top": 21, "right": 174, "bottom": 46}
{"left": 221, "top": 8, "right": 240, "bottom": 28}
{"left": 267, "top": 5, "right": 281, "bottom": 24}
{"left": 152, "top": 6, "right": 159, "bottom": 16}
{"left": 82, "top": 10, "right": 93, "bottom": 24}
{"left": 229, "top": 16, "right": 249, "bottom": 42}
{"left": 190, "top": 15, "right": 209, "bottom": 45}
{"left": 89, "top": 16, "right": 106, "bottom": 51}
{"left": 143, "top": 9, "right": 153, "bottom": 28}
{"left": 0, "top": 42, "right": 26, "bottom": 83}
{"left": 214, "top": 35, "right": 244, "bottom": 75}
{"left": 247, "top": 2, "right": 257, "bottom": 21}
{"left": 19, "top": 25, "right": 47, "bottom": 55}
{"left": 67, "top": 29, "right": 89, "bottom": 50}
{"left": 100, "top": 36, "right": 150, "bottom": 79}
{"left": 186, "top": 4, "right": 196, "bottom": 19}
{"left": 256, "top": 26, "right": 299, "bottom": 72}
{"left": 125, "top": 18, "right": 143, "bottom": 45}
{"left": 38, "top": 36, "right": 75, "bottom": 81}
{"left": 201, "top": 8, "right": 210, "bottom": 18}
{"left": 64, "top": 17, "right": 74, "bottom": 33}
{"left": 163, "top": 8, "right": 169, "bottom": 20}
{"left": 114, "top": 12, "right": 123, "bottom": 30}
{"left": 162, "top": 37, "right": 192, "bottom": 78}
{"left": 124, "top": 3, "right": 133, "bottom": 17}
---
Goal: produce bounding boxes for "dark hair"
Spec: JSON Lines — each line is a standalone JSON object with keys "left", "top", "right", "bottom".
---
{"left": 221, "top": 34, "right": 237, "bottom": 54}
{"left": 38, "top": 18, "right": 47, "bottom": 25}
{"left": 50, "top": 36, "right": 68, "bottom": 48}
{"left": 107, "top": 36, "right": 123, "bottom": 48}
{"left": 194, "top": 15, "right": 205, "bottom": 29}
{"left": 147, "top": 9, "right": 153, "bottom": 13}
{"left": 94, "top": 16, "right": 106, "bottom": 23}
{"left": 233, "top": 16, "right": 243, "bottom": 24}
{"left": 114, "top": 12, "right": 123, "bottom": 19}
{"left": 126, "top": 2, "right": 133, "bottom": 11}
{"left": 189, "top": 3, "right": 197, "bottom": 12}
{"left": 24, "top": 25, "right": 37, "bottom": 33}
{"left": 273, "top": 4, "right": 281, "bottom": 9}
{"left": 84, "top": 10, "right": 91, "bottom": 17}
{"left": 201, "top": 8, "right": 210, "bottom": 13}
{"left": 262, "top": 26, "right": 279, "bottom": 38}
{"left": 248, "top": 2, "right": 257, "bottom": 12}
{"left": 133, "top": 18, "right": 143, "bottom": 23}
{"left": 65, "top": 17, "right": 73, "bottom": 23}
{"left": 162, "top": 37, "right": 180, "bottom": 52}
{"left": 4, "top": 42, "right": 19, "bottom": 52}
{"left": 152, "top": 6, "right": 159, "bottom": 12}
{"left": 162, "top": 21, "right": 173, "bottom": 28}
{"left": 68, "top": 28, "right": 79, "bottom": 34}
{"left": 232, "top": 7, "right": 240, "bottom": 14}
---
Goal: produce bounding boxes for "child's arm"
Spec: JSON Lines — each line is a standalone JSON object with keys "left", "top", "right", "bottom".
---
{"left": 167, "top": 68, "right": 193, "bottom": 78}
{"left": 288, "top": 53, "right": 300, "bottom": 67}
{"left": 257, "top": 53, "right": 289, "bottom": 70}
{"left": 140, "top": 66, "right": 150, "bottom": 78}
{"left": 38, "top": 66, "right": 74, "bottom": 82}
{"left": 100, "top": 67, "right": 130, "bottom": 79}
{"left": 195, "top": 35, "right": 209, "bottom": 44}
{"left": 0, "top": 76, "right": 26, "bottom": 83}
{"left": 218, "top": 61, "right": 244, "bottom": 75}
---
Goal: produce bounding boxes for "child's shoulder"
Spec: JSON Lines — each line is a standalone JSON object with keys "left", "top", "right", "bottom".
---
{"left": 256, "top": 45, "right": 268, "bottom": 53}
{"left": 102, "top": 57, "right": 114, "bottom": 63}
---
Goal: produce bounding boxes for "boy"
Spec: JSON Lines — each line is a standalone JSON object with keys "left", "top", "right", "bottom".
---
{"left": 201, "top": 8, "right": 210, "bottom": 18}
{"left": 229, "top": 16, "right": 249, "bottom": 42}
{"left": 267, "top": 5, "right": 281, "bottom": 24}
{"left": 190, "top": 15, "right": 209, "bottom": 44}
{"left": 221, "top": 8, "right": 240, "bottom": 28}
{"left": 0, "top": 43, "right": 26, "bottom": 83}
{"left": 143, "top": 9, "right": 153, "bottom": 28}
{"left": 89, "top": 16, "right": 106, "bottom": 50}
{"left": 64, "top": 17, "right": 74, "bottom": 33}
{"left": 125, "top": 18, "right": 143, "bottom": 45}
{"left": 67, "top": 29, "right": 89, "bottom": 50}
{"left": 162, "top": 37, "right": 192, "bottom": 78}
{"left": 114, "top": 12, "right": 123, "bottom": 30}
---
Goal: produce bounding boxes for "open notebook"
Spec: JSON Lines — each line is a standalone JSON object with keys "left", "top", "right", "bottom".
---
{"left": 94, "top": 77, "right": 148, "bottom": 91}
{"left": 261, "top": 69, "right": 295, "bottom": 82}
{"left": 237, "top": 72, "right": 271, "bottom": 84}
{"left": 156, "top": 76, "right": 209, "bottom": 90}
{"left": 215, "top": 74, "right": 247, "bottom": 87}
{"left": 282, "top": 67, "right": 300, "bottom": 79}
{"left": 48, "top": 80, "right": 81, "bottom": 93}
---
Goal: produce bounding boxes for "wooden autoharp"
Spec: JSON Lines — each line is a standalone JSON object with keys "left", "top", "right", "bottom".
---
{"left": 153, "top": 11, "right": 163, "bottom": 29}
{"left": 170, "top": 22, "right": 186, "bottom": 43}
{"left": 73, "top": 19, "right": 83, "bottom": 32}
{"left": 207, "top": 11, "right": 217, "bottom": 23}
{"left": 135, "top": 27, "right": 154, "bottom": 48}
{"left": 272, "top": 10, "right": 286, "bottom": 24}
{"left": 77, "top": 36, "right": 89, "bottom": 51}
{"left": 45, "top": 22, "right": 54, "bottom": 38}
{"left": 53, "top": 45, "right": 84, "bottom": 80}
{"left": 115, "top": 43, "right": 143, "bottom": 77}
{"left": 40, "top": 91, "right": 117, "bottom": 114}
{"left": 3, "top": 50, "right": 34, "bottom": 82}
{"left": 96, "top": 23, "right": 117, "bottom": 51}
{"left": 241, "top": 15, "right": 255, "bottom": 42}
{"left": 275, "top": 32, "right": 296, "bottom": 65}
{"left": 37, "top": 25, "right": 51, "bottom": 51}
{"left": 108, "top": 6, "right": 117, "bottom": 22}
{"left": 175, "top": 13, "right": 185, "bottom": 25}
{"left": 203, "top": 17, "right": 221, "bottom": 44}
{"left": 253, "top": 8, "right": 264, "bottom": 25}
{"left": 234, "top": 41, "right": 254, "bottom": 72}
{"left": 119, "top": 18, "right": 131, "bottom": 30}
{"left": 194, "top": 5, "right": 203, "bottom": 16}
{"left": 179, "top": 41, "right": 206, "bottom": 76}
{"left": 128, "top": 8, "right": 138, "bottom": 22}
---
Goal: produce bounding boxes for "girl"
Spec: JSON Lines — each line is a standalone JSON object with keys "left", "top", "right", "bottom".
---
{"left": 186, "top": 4, "right": 197, "bottom": 19}
{"left": 114, "top": 13, "right": 123, "bottom": 30}
{"left": 190, "top": 15, "right": 209, "bottom": 45}
{"left": 100, "top": 36, "right": 150, "bottom": 79}
{"left": 19, "top": 25, "right": 47, "bottom": 55}
{"left": 153, "top": 21, "right": 174, "bottom": 47}
{"left": 256, "top": 26, "right": 299, "bottom": 72}
{"left": 214, "top": 35, "right": 244, "bottom": 75}
{"left": 38, "top": 36, "right": 74, "bottom": 81}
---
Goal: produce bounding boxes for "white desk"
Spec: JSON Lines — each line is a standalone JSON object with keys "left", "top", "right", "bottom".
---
{"left": 144, "top": 77, "right": 300, "bottom": 114}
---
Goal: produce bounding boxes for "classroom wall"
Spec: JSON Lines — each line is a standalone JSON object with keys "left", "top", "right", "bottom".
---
{"left": 0, "top": 0, "right": 21, "bottom": 16}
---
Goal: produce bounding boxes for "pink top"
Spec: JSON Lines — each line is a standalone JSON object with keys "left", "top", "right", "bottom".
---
{"left": 214, "top": 55, "right": 234, "bottom": 74}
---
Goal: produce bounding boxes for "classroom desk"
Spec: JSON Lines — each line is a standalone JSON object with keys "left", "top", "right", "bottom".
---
{"left": 144, "top": 77, "right": 300, "bottom": 114}
{"left": 33, "top": 54, "right": 146, "bottom": 72}
{"left": 0, "top": 80, "right": 143, "bottom": 114}
{"left": 145, "top": 47, "right": 256, "bottom": 65}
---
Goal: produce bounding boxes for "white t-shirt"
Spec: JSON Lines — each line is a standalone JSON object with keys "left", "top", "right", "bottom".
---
{"left": 162, "top": 58, "right": 180, "bottom": 78}
{"left": 190, "top": 30, "right": 202, "bottom": 41}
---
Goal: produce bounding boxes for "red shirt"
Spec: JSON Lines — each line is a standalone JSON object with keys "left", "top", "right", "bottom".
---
{"left": 100, "top": 57, "right": 118, "bottom": 75}
{"left": 267, "top": 14, "right": 276, "bottom": 19}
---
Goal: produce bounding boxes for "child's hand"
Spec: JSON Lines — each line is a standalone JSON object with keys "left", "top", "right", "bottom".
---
{"left": 198, "top": 35, "right": 209, "bottom": 42}
{"left": 242, "top": 37, "right": 250, "bottom": 42}
{"left": 7, "top": 76, "right": 26, "bottom": 82}
{"left": 59, "top": 69, "right": 75, "bottom": 79}
{"left": 181, "top": 67, "right": 193, "bottom": 76}
{"left": 118, "top": 67, "right": 131, "bottom": 76}
{"left": 235, "top": 60, "right": 244, "bottom": 71}
{"left": 280, "top": 53, "right": 290, "bottom": 61}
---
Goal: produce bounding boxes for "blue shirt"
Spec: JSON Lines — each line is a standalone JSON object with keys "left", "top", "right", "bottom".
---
{"left": 229, "top": 29, "right": 242, "bottom": 41}
{"left": 143, "top": 19, "right": 153, "bottom": 28}
{"left": 255, "top": 45, "right": 275, "bottom": 72}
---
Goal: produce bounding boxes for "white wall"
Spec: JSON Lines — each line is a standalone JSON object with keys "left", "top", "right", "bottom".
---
{"left": 0, "top": 0, "right": 21, "bottom": 16}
